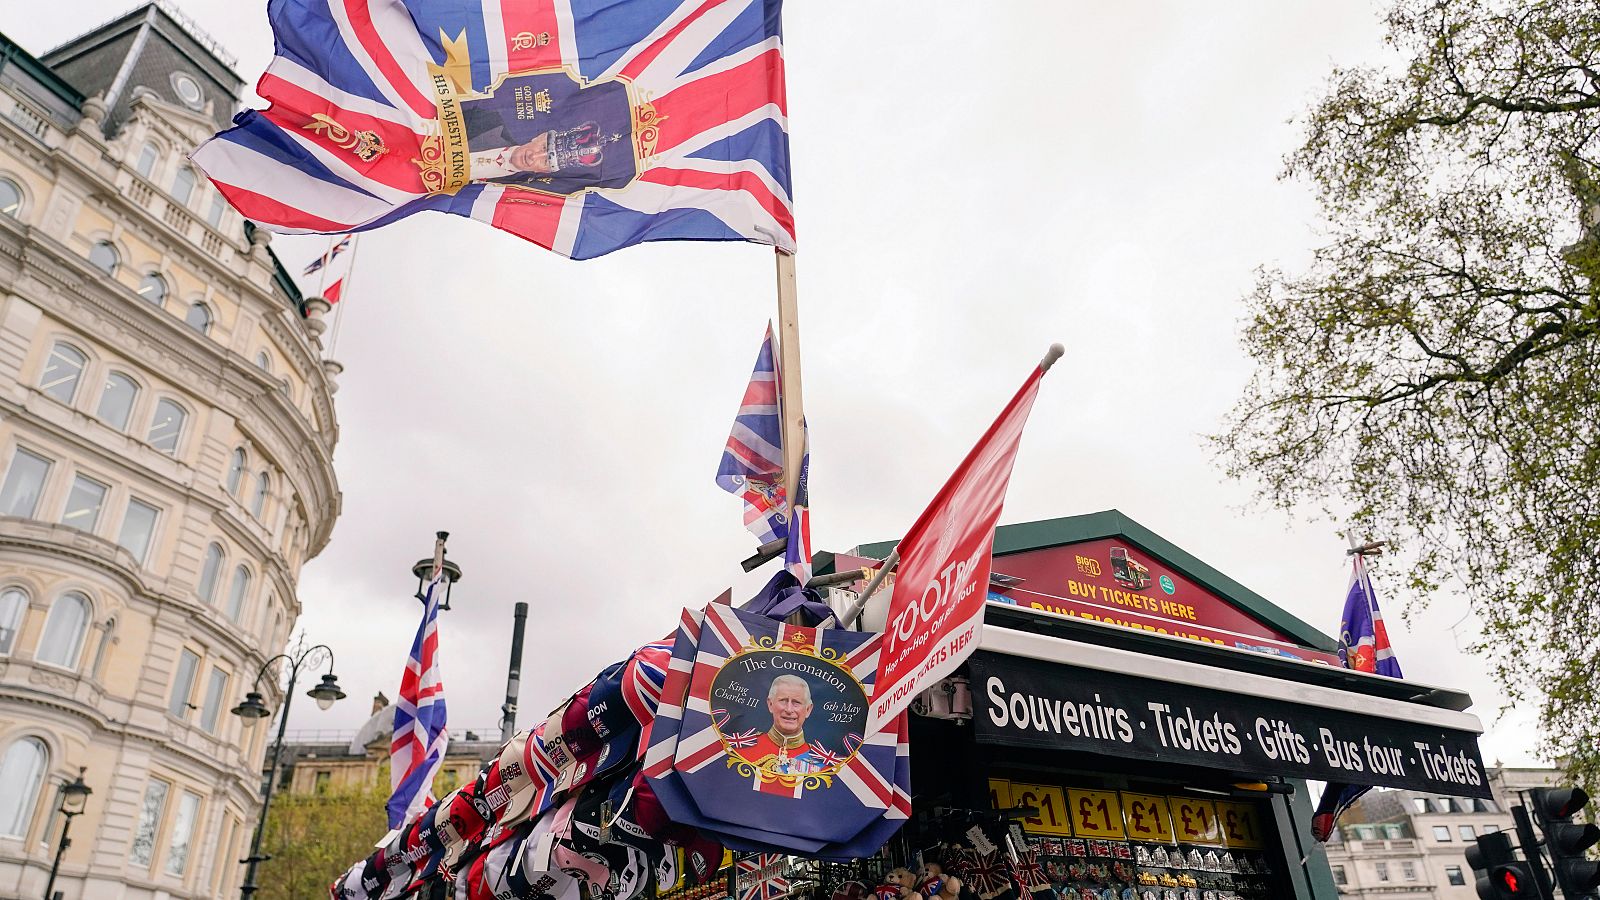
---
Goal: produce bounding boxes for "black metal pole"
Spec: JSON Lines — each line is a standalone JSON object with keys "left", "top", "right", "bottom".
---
{"left": 240, "top": 661, "right": 300, "bottom": 900}
{"left": 500, "top": 602, "right": 528, "bottom": 744}
{"left": 42, "top": 811, "right": 74, "bottom": 900}
{"left": 1512, "top": 802, "right": 1557, "bottom": 900}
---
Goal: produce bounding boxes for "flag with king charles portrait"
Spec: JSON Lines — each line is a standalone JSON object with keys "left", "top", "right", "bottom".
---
{"left": 192, "top": 0, "right": 794, "bottom": 260}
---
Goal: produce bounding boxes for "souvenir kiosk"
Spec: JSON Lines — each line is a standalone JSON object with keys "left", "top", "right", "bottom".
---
{"left": 828, "top": 510, "right": 1490, "bottom": 900}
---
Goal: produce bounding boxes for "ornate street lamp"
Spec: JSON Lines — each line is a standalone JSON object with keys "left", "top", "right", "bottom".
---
{"left": 231, "top": 643, "right": 343, "bottom": 899}
{"left": 43, "top": 768, "right": 92, "bottom": 900}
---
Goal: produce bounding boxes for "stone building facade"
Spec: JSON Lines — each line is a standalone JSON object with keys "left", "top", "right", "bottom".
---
{"left": 1324, "top": 766, "right": 1565, "bottom": 898}
{"left": 0, "top": 6, "right": 342, "bottom": 900}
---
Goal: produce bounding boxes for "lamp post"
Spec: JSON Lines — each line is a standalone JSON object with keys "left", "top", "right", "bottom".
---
{"left": 42, "top": 768, "right": 91, "bottom": 900}
{"left": 232, "top": 643, "right": 345, "bottom": 900}
{"left": 410, "top": 531, "right": 462, "bottom": 611}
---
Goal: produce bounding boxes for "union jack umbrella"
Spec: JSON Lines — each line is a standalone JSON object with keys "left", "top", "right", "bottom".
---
{"left": 192, "top": 0, "right": 795, "bottom": 260}
{"left": 736, "top": 855, "right": 791, "bottom": 900}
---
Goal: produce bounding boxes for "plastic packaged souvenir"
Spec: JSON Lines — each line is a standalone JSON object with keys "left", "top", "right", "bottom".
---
{"left": 1135, "top": 846, "right": 1151, "bottom": 866}
{"left": 1202, "top": 852, "right": 1220, "bottom": 872}
{"left": 1151, "top": 848, "right": 1171, "bottom": 868}
{"left": 1115, "top": 845, "right": 1133, "bottom": 860}
{"left": 1121, "top": 890, "right": 1137, "bottom": 900}
{"left": 1111, "top": 863, "right": 1133, "bottom": 883}
{"left": 1186, "top": 850, "right": 1203, "bottom": 870}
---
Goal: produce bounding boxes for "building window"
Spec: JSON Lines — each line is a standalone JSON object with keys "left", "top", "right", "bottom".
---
{"left": 225, "top": 566, "right": 250, "bottom": 622}
{"left": 61, "top": 474, "right": 108, "bottom": 532}
{"left": 185, "top": 301, "right": 213, "bottom": 334}
{"left": 1402, "top": 861, "right": 1417, "bottom": 881}
{"left": 1479, "top": 798, "right": 1500, "bottom": 813}
{"left": 168, "top": 648, "right": 199, "bottom": 718}
{"left": 1484, "top": 824, "right": 1500, "bottom": 834}
{"left": 171, "top": 73, "right": 205, "bottom": 110}
{"left": 0, "top": 737, "right": 47, "bottom": 838}
{"left": 207, "top": 194, "right": 226, "bottom": 228}
{"left": 1413, "top": 797, "right": 1430, "bottom": 814}
{"left": 251, "top": 471, "right": 270, "bottom": 517}
{"left": 0, "top": 177, "right": 22, "bottom": 218}
{"left": 164, "top": 790, "right": 201, "bottom": 875}
{"left": 199, "top": 667, "right": 229, "bottom": 733}
{"left": 198, "top": 543, "right": 224, "bottom": 604}
{"left": 148, "top": 399, "right": 187, "bottom": 455}
{"left": 96, "top": 372, "right": 140, "bottom": 430}
{"left": 136, "top": 143, "right": 159, "bottom": 178}
{"left": 37, "top": 591, "right": 89, "bottom": 669}
{"left": 254, "top": 351, "right": 271, "bottom": 373}
{"left": 1375, "top": 861, "right": 1390, "bottom": 882}
{"left": 1459, "top": 824, "right": 1476, "bottom": 841}
{"left": 1381, "top": 823, "right": 1405, "bottom": 839}
{"left": 137, "top": 272, "right": 168, "bottom": 305}
{"left": 227, "top": 449, "right": 247, "bottom": 496}
{"left": 1446, "top": 865, "right": 1466, "bottom": 886}
{"left": 88, "top": 240, "right": 119, "bottom": 276}
{"left": 1438, "top": 798, "right": 1455, "bottom": 813}
{"left": 0, "top": 448, "right": 53, "bottom": 517}
{"left": 171, "top": 167, "right": 197, "bottom": 206}
{"left": 0, "top": 588, "right": 24, "bottom": 655}
{"left": 39, "top": 341, "right": 87, "bottom": 404}
{"left": 314, "top": 771, "right": 331, "bottom": 794}
{"left": 1331, "top": 865, "right": 1346, "bottom": 886}
{"left": 117, "top": 498, "right": 160, "bottom": 563}
{"left": 129, "top": 778, "right": 170, "bottom": 866}
{"left": 1433, "top": 825, "right": 1453, "bottom": 841}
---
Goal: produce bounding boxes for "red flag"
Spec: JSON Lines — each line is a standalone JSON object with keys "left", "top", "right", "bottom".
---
{"left": 866, "top": 362, "right": 1047, "bottom": 732}
{"left": 324, "top": 278, "right": 344, "bottom": 304}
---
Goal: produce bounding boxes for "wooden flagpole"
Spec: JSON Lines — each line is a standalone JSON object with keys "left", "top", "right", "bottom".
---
{"left": 774, "top": 249, "right": 806, "bottom": 508}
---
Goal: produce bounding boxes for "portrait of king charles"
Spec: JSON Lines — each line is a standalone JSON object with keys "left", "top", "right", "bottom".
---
{"left": 738, "top": 674, "right": 828, "bottom": 776}
{"left": 459, "top": 70, "right": 638, "bottom": 195}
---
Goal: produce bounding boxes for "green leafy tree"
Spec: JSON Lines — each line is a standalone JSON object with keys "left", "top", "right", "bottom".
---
{"left": 1213, "top": 0, "right": 1600, "bottom": 786}
{"left": 258, "top": 781, "right": 389, "bottom": 900}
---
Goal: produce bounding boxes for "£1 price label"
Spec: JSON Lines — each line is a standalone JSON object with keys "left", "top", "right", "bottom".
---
{"left": 989, "top": 779, "right": 1012, "bottom": 812}
{"left": 1215, "top": 801, "right": 1265, "bottom": 849}
{"left": 1169, "top": 797, "right": 1221, "bottom": 845}
{"left": 1009, "top": 783, "right": 1072, "bottom": 835}
{"left": 1067, "top": 789, "right": 1126, "bottom": 839}
{"left": 1120, "top": 793, "right": 1174, "bottom": 843}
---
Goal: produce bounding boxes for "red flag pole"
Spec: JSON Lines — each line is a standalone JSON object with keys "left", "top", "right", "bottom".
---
{"left": 774, "top": 249, "right": 805, "bottom": 508}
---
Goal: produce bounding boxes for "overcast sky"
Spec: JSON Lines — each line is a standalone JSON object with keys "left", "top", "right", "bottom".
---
{"left": 20, "top": 2, "right": 1542, "bottom": 766}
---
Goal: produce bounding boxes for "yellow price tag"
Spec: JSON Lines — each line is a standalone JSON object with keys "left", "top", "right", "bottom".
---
{"left": 1008, "top": 783, "right": 1072, "bottom": 835}
{"left": 989, "top": 779, "right": 1012, "bottom": 812}
{"left": 1120, "top": 793, "right": 1174, "bottom": 843}
{"left": 1067, "top": 789, "right": 1126, "bottom": 839}
{"left": 1215, "top": 801, "right": 1265, "bottom": 849}
{"left": 1169, "top": 796, "right": 1222, "bottom": 845}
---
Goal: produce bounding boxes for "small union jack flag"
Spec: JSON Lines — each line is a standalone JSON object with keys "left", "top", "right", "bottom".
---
{"left": 736, "top": 855, "right": 790, "bottom": 900}
{"left": 716, "top": 323, "right": 811, "bottom": 581}
{"left": 302, "top": 234, "right": 351, "bottom": 275}
{"left": 387, "top": 571, "right": 449, "bottom": 829}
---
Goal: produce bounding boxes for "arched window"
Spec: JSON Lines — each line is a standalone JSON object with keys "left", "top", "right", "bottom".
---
{"left": 250, "top": 471, "right": 270, "bottom": 517}
{"left": 225, "top": 566, "right": 250, "bottom": 622}
{"left": 0, "top": 587, "right": 25, "bottom": 655}
{"left": 96, "top": 372, "right": 139, "bottom": 430}
{"left": 38, "top": 342, "right": 87, "bottom": 404}
{"left": 198, "top": 543, "right": 224, "bottom": 604}
{"left": 88, "top": 241, "right": 119, "bottom": 276}
{"left": 147, "top": 399, "right": 186, "bottom": 455}
{"left": 184, "top": 301, "right": 212, "bottom": 335}
{"left": 226, "top": 448, "right": 247, "bottom": 496}
{"left": 36, "top": 591, "right": 89, "bottom": 668}
{"left": 0, "top": 737, "right": 47, "bottom": 838}
{"left": 206, "top": 194, "right": 226, "bottom": 228}
{"left": 136, "top": 272, "right": 167, "bottom": 306}
{"left": 254, "top": 351, "right": 271, "bottom": 373}
{"left": 135, "top": 142, "right": 159, "bottom": 178}
{"left": 0, "top": 177, "right": 22, "bottom": 218}
{"left": 171, "top": 167, "right": 196, "bottom": 206}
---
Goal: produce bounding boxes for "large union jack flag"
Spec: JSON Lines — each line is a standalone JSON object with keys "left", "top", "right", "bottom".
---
{"left": 192, "top": 0, "right": 794, "bottom": 260}
{"left": 716, "top": 324, "right": 810, "bottom": 580}
{"left": 388, "top": 572, "right": 450, "bottom": 828}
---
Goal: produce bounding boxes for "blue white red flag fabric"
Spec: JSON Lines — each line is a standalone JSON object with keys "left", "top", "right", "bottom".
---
{"left": 303, "top": 234, "right": 352, "bottom": 274}
{"left": 1337, "top": 552, "right": 1402, "bottom": 678}
{"left": 736, "top": 855, "right": 790, "bottom": 900}
{"left": 191, "top": 0, "right": 794, "bottom": 260}
{"left": 716, "top": 323, "right": 811, "bottom": 580}
{"left": 389, "top": 571, "right": 450, "bottom": 828}
{"left": 1312, "top": 549, "right": 1405, "bottom": 841}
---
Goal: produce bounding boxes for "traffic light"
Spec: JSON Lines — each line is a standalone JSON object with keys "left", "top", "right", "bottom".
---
{"left": 1531, "top": 786, "right": 1600, "bottom": 897}
{"left": 1467, "top": 831, "right": 1538, "bottom": 899}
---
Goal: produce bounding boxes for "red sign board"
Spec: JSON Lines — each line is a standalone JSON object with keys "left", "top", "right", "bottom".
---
{"left": 990, "top": 538, "right": 1340, "bottom": 666}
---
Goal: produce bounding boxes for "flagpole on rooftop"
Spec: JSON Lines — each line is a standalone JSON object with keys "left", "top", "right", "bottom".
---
{"left": 773, "top": 249, "right": 805, "bottom": 508}
{"left": 327, "top": 234, "right": 360, "bottom": 357}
